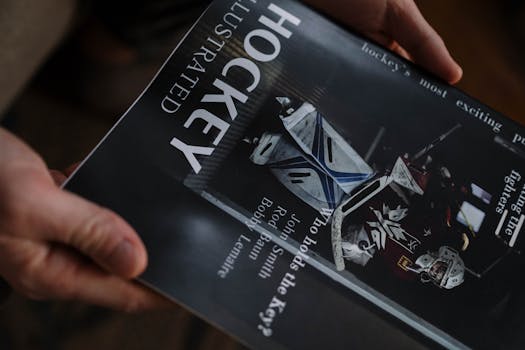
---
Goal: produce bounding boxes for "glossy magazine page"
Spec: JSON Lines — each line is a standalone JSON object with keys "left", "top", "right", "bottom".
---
{"left": 65, "top": 1, "right": 525, "bottom": 349}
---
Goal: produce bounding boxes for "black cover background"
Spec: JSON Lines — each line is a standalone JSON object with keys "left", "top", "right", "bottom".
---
{"left": 65, "top": 0, "right": 525, "bottom": 349}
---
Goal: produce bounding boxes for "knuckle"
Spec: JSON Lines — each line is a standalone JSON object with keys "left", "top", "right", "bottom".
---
{"left": 122, "top": 301, "right": 138, "bottom": 313}
{"left": 0, "top": 199, "right": 23, "bottom": 234}
{"left": 387, "top": 0, "right": 408, "bottom": 18}
{"left": 15, "top": 266, "right": 49, "bottom": 300}
{"left": 15, "top": 266, "right": 75, "bottom": 301}
{"left": 73, "top": 209, "right": 123, "bottom": 256}
{"left": 0, "top": 245, "right": 40, "bottom": 298}
{"left": 11, "top": 270, "right": 46, "bottom": 301}
{"left": 16, "top": 257, "right": 42, "bottom": 287}
{"left": 0, "top": 184, "right": 47, "bottom": 238}
{"left": 122, "top": 297, "right": 145, "bottom": 313}
{"left": 9, "top": 249, "right": 72, "bottom": 301}
{"left": 385, "top": 1, "right": 407, "bottom": 33}
{"left": 37, "top": 272, "right": 75, "bottom": 300}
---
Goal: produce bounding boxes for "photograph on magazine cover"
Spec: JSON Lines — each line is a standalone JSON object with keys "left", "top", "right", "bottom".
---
{"left": 63, "top": 0, "right": 525, "bottom": 349}
{"left": 199, "top": 88, "right": 525, "bottom": 349}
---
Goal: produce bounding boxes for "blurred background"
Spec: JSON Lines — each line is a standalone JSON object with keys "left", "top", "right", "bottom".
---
{"left": 0, "top": 0, "right": 524, "bottom": 349}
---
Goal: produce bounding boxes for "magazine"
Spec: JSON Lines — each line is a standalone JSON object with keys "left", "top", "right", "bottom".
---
{"left": 65, "top": 1, "right": 525, "bottom": 348}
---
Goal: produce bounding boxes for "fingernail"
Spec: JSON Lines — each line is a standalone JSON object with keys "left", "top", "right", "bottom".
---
{"left": 108, "top": 240, "right": 140, "bottom": 277}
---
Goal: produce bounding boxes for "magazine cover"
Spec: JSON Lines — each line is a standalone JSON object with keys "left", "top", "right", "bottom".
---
{"left": 65, "top": 0, "right": 525, "bottom": 349}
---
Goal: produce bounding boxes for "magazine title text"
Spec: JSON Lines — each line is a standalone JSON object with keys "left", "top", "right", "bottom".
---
{"left": 165, "top": 2, "right": 301, "bottom": 174}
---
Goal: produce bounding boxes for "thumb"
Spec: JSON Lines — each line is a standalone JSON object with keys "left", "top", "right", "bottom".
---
{"left": 40, "top": 188, "right": 148, "bottom": 279}
{"left": 386, "top": 0, "right": 463, "bottom": 84}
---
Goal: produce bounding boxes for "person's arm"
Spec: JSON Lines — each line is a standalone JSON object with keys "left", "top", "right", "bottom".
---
{"left": 303, "top": 0, "right": 463, "bottom": 84}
